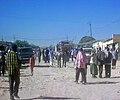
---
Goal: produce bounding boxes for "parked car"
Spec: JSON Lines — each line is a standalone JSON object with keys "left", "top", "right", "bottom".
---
{"left": 18, "top": 47, "right": 34, "bottom": 64}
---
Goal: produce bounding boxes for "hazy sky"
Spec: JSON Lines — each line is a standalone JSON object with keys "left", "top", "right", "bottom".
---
{"left": 0, "top": 0, "right": 120, "bottom": 46}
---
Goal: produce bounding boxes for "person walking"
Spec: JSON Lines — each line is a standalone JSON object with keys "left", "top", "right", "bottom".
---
{"left": 57, "top": 48, "right": 62, "bottom": 68}
{"left": 6, "top": 44, "right": 21, "bottom": 100}
{"left": 75, "top": 48, "right": 87, "bottom": 84}
{"left": 73, "top": 48, "right": 78, "bottom": 66}
{"left": 62, "top": 50, "right": 67, "bottom": 67}
{"left": 49, "top": 48, "right": 54, "bottom": 67}
{"left": 42, "top": 49, "right": 47, "bottom": 63}
{"left": 97, "top": 47, "right": 105, "bottom": 78}
{"left": 104, "top": 48, "right": 113, "bottom": 78}
{"left": 37, "top": 48, "right": 41, "bottom": 65}
{"left": 0, "top": 45, "right": 5, "bottom": 76}
{"left": 29, "top": 55, "right": 35, "bottom": 76}
{"left": 90, "top": 50, "right": 98, "bottom": 78}
{"left": 46, "top": 48, "right": 50, "bottom": 63}
{"left": 71, "top": 48, "right": 74, "bottom": 62}
{"left": 111, "top": 48, "right": 118, "bottom": 69}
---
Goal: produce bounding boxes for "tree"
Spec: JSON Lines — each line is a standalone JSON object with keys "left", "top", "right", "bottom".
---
{"left": 30, "top": 44, "right": 39, "bottom": 48}
{"left": 15, "top": 40, "right": 30, "bottom": 47}
{"left": 79, "top": 36, "right": 95, "bottom": 44}
{"left": 15, "top": 40, "right": 39, "bottom": 48}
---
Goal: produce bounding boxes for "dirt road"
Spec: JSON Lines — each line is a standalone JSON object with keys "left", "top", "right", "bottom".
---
{"left": 1, "top": 59, "right": 120, "bottom": 100}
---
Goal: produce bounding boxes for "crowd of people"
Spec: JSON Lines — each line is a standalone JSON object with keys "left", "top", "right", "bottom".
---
{"left": 34, "top": 47, "right": 70, "bottom": 68}
{"left": 34, "top": 46, "right": 118, "bottom": 85}
{"left": 0, "top": 43, "right": 119, "bottom": 100}
{"left": 74, "top": 46, "right": 118, "bottom": 85}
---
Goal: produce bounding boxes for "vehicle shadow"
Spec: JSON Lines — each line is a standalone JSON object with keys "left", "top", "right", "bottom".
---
{"left": 111, "top": 76, "right": 120, "bottom": 79}
{"left": 21, "top": 65, "right": 29, "bottom": 69}
{"left": 34, "top": 65, "right": 50, "bottom": 68}
{"left": 87, "top": 81, "right": 119, "bottom": 85}
{"left": 0, "top": 73, "right": 31, "bottom": 78}
{"left": 0, "top": 75, "right": 8, "bottom": 77}
{"left": 0, "top": 86, "right": 24, "bottom": 90}
{"left": 21, "top": 64, "right": 50, "bottom": 68}
{"left": 1, "top": 79, "right": 9, "bottom": 82}
{"left": 21, "top": 96, "right": 81, "bottom": 100}
{"left": 20, "top": 74, "right": 32, "bottom": 77}
{"left": 20, "top": 67, "right": 28, "bottom": 69}
{"left": 0, "top": 86, "right": 9, "bottom": 89}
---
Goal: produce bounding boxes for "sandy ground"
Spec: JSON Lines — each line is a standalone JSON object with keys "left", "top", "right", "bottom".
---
{"left": 1, "top": 59, "right": 120, "bottom": 100}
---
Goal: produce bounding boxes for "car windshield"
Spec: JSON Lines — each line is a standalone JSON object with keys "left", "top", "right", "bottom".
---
{"left": 19, "top": 48, "right": 33, "bottom": 53}
{"left": 83, "top": 48, "right": 92, "bottom": 55}
{"left": 84, "top": 49, "right": 91, "bottom": 54}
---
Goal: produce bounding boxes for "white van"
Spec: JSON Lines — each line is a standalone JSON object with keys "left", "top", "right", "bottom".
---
{"left": 83, "top": 47, "right": 92, "bottom": 64}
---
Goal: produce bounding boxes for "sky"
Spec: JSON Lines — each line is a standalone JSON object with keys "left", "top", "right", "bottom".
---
{"left": 0, "top": 0, "right": 120, "bottom": 46}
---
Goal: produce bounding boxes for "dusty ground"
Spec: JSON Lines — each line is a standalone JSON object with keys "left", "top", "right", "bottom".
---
{"left": 1, "top": 59, "right": 120, "bottom": 100}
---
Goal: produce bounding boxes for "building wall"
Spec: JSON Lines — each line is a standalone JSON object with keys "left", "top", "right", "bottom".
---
{"left": 93, "top": 39, "right": 120, "bottom": 60}
{"left": 93, "top": 41, "right": 104, "bottom": 50}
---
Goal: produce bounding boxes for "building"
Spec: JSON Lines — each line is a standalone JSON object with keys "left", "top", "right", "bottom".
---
{"left": 92, "top": 34, "right": 120, "bottom": 59}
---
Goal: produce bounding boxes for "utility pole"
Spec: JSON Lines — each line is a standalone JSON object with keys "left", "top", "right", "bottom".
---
{"left": 66, "top": 34, "right": 68, "bottom": 41}
{"left": 88, "top": 22, "right": 93, "bottom": 47}
{"left": 89, "top": 23, "right": 92, "bottom": 38}
{"left": 13, "top": 35, "right": 15, "bottom": 42}
{"left": 2, "top": 36, "right": 3, "bottom": 41}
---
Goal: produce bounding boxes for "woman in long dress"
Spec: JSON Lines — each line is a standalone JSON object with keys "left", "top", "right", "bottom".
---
{"left": 90, "top": 50, "right": 98, "bottom": 78}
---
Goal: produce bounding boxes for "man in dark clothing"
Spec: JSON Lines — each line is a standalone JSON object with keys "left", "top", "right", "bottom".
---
{"left": 38, "top": 48, "right": 41, "bottom": 64}
{"left": 104, "top": 48, "right": 112, "bottom": 78}
{"left": 6, "top": 44, "right": 21, "bottom": 100}
{"left": 62, "top": 50, "right": 67, "bottom": 67}
{"left": 97, "top": 47, "right": 105, "bottom": 78}
{"left": 57, "top": 48, "right": 62, "bottom": 68}
{"left": 0, "top": 45, "right": 5, "bottom": 76}
{"left": 46, "top": 48, "right": 49, "bottom": 63}
{"left": 42, "top": 49, "right": 45, "bottom": 62}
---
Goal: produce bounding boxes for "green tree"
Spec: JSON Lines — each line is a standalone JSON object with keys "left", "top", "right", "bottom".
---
{"left": 15, "top": 40, "right": 30, "bottom": 47}
{"left": 15, "top": 40, "right": 39, "bottom": 48}
{"left": 30, "top": 44, "right": 39, "bottom": 48}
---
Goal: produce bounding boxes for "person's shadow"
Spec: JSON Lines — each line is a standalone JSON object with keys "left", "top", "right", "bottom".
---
{"left": 87, "top": 81, "right": 119, "bottom": 85}
{"left": 19, "top": 96, "right": 81, "bottom": 100}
